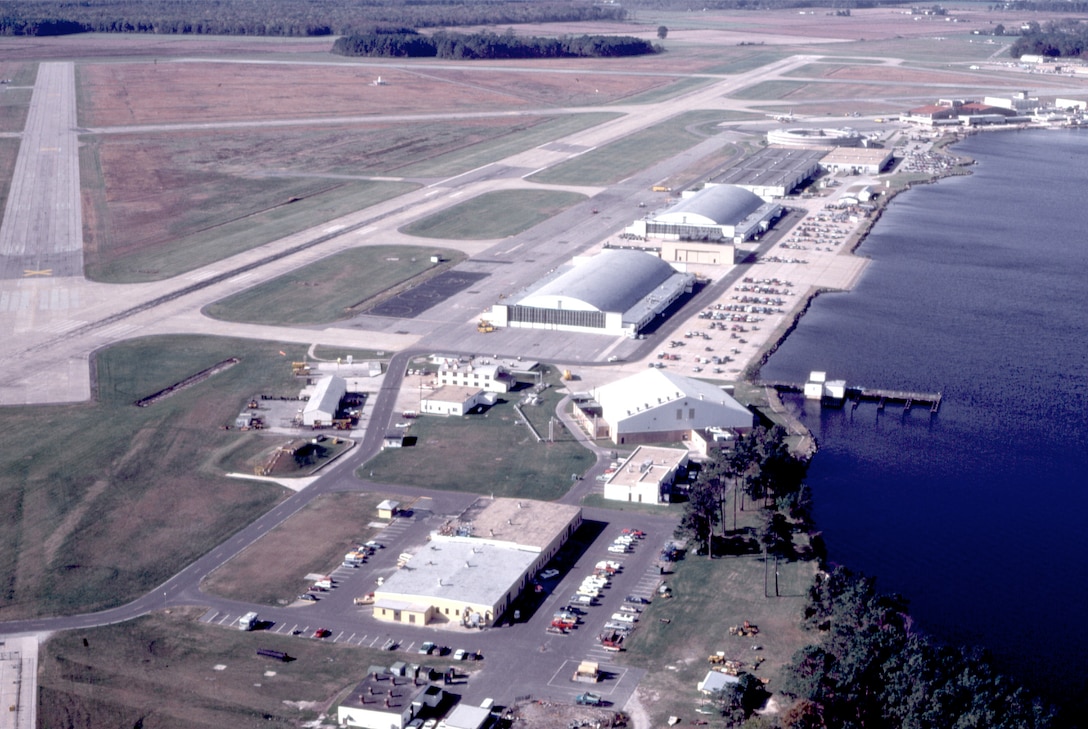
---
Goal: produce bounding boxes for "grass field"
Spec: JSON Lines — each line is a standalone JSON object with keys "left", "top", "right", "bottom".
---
{"left": 363, "top": 368, "right": 594, "bottom": 499}
{"left": 619, "top": 493, "right": 818, "bottom": 726}
{"left": 80, "top": 132, "right": 419, "bottom": 282}
{"left": 37, "top": 608, "right": 438, "bottom": 729}
{"left": 0, "top": 336, "right": 321, "bottom": 620}
{"left": 395, "top": 112, "right": 621, "bottom": 178}
{"left": 203, "top": 492, "right": 389, "bottom": 606}
{"left": 401, "top": 190, "right": 587, "bottom": 240}
{"left": 204, "top": 245, "right": 465, "bottom": 325}
{"left": 528, "top": 110, "right": 734, "bottom": 187}
{"left": 0, "top": 85, "right": 31, "bottom": 133}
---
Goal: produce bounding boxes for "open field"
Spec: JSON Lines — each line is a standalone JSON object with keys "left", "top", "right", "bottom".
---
{"left": 0, "top": 139, "right": 18, "bottom": 226}
{"left": 0, "top": 336, "right": 318, "bottom": 620}
{"left": 364, "top": 368, "right": 593, "bottom": 499}
{"left": 76, "top": 60, "right": 676, "bottom": 127}
{"left": 37, "top": 608, "right": 403, "bottom": 729}
{"left": 205, "top": 245, "right": 465, "bottom": 325}
{"left": 80, "top": 132, "right": 418, "bottom": 282}
{"left": 0, "top": 86, "right": 32, "bottom": 133}
{"left": 203, "top": 493, "right": 389, "bottom": 606}
{"left": 620, "top": 496, "right": 817, "bottom": 726}
{"left": 529, "top": 110, "right": 732, "bottom": 187}
{"left": 401, "top": 190, "right": 587, "bottom": 240}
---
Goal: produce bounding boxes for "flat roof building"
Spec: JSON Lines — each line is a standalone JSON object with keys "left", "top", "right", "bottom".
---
{"left": 338, "top": 671, "right": 435, "bottom": 729}
{"left": 819, "top": 148, "right": 893, "bottom": 175}
{"left": 420, "top": 386, "right": 489, "bottom": 416}
{"left": 373, "top": 498, "right": 581, "bottom": 628}
{"left": 709, "top": 147, "right": 825, "bottom": 199}
{"left": 603, "top": 446, "right": 689, "bottom": 504}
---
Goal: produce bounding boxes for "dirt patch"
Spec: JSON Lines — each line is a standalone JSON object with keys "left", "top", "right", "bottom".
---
{"left": 134, "top": 357, "right": 238, "bottom": 407}
{"left": 509, "top": 698, "right": 629, "bottom": 729}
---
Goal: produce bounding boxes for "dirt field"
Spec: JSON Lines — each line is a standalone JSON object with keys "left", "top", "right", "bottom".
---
{"left": 78, "top": 61, "right": 675, "bottom": 127}
{"left": 202, "top": 492, "right": 391, "bottom": 606}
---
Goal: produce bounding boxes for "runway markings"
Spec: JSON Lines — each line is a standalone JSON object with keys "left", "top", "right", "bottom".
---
{"left": 22, "top": 269, "right": 52, "bottom": 277}
{"left": 186, "top": 270, "right": 219, "bottom": 282}
{"left": 228, "top": 272, "right": 255, "bottom": 284}
{"left": 96, "top": 322, "right": 140, "bottom": 339}
{"left": 38, "top": 319, "right": 82, "bottom": 334}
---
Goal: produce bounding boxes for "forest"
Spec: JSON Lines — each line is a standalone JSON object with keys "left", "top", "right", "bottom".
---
{"left": 0, "top": 0, "right": 626, "bottom": 37}
{"left": 1011, "top": 18, "right": 1088, "bottom": 58}
{"left": 332, "top": 29, "right": 660, "bottom": 59}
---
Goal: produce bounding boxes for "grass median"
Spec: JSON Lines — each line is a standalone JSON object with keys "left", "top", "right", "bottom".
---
{"left": 401, "top": 189, "right": 587, "bottom": 240}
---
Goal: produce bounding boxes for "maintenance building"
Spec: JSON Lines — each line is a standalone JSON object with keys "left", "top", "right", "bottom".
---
{"left": 301, "top": 375, "right": 346, "bottom": 426}
{"left": 603, "top": 445, "right": 689, "bottom": 504}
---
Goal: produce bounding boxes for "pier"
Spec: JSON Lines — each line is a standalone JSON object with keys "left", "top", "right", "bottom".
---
{"left": 761, "top": 381, "right": 942, "bottom": 413}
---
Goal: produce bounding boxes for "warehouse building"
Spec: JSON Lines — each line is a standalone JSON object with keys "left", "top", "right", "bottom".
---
{"left": 435, "top": 360, "right": 515, "bottom": 393}
{"left": 488, "top": 249, "right": 694, "bottom": 338}
{"left": 820, "top": 148, "right": 894, "bottom": 175}
{"left": 573, "top": 369, "right": 754, "bottom": 445}
{"left": 337, "top": 672, "right": 442, "bottom": 728}
{"left": 765, "top": 127, "right": 863, "bottom": 148}
{"left": 626, "top": 184, "right": 783, "bottom": 257}
{"left": 373, "top": 498, "right": 582, "bottom": 628}
{"left": 709, "top": 147, "right": 825, "bottom": 199}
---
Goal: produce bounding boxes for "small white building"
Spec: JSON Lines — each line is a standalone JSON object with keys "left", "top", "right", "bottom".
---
{"left": 337, "top": 672, "right": 431, "bottom": 728}
{"left": 302, "top": 375, "right": 346, "bottom": 426}
{"left": 698, "top": 669, "right": 740, "bottom": 695}
{"left": 603, "top": 446, "right": 689, "bottom": 504}
{"left": 436, "top": 360, "right": 514, "bottom": 393}
{"left": 438, "top": 705, "right": 490, "bottom": 729}
{"left": 420, "top": 386, "right": 489, "bottom": 416}
{"left": 805, "top": 371, "right": 846, "bottom": 401}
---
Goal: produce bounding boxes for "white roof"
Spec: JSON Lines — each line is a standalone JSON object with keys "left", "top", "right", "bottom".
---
{"left": 303, "top": 375, "right": 346, "bottom": 417}
{"left": 596, "top": 369, "right": 752, "bottom": 424}
{"left": 654, "top": 185, "right": 764, "bottom": 226}
{"left": 440, "top": 705, "right": 491, "bottom": 729}
{"left": 698, "top": 670, "right": 740, "bottom": 693}
{"left": 517, "top": 249, "right": 683, "bottom": 314}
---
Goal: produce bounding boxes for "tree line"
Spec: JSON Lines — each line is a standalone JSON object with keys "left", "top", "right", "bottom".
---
{"left": 676, "top": 427, "right": 1061, "bottom": 727}
{"left": 0, "top": 0, "right": 626, "bottom": 37}
{"left": 332, "top": 28, "right": 659, "bottom": 59}
{"left": 1010, "top": 19, "right": 1088, "bottom": 59}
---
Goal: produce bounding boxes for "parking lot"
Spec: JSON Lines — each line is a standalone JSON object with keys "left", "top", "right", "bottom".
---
{"left": 199, "top": 504, "right": 678, "bottom": 707}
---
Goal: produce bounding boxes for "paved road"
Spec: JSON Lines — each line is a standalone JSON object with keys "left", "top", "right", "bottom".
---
{"left": 0, "top": 62, "right": 81, "bottom": 279}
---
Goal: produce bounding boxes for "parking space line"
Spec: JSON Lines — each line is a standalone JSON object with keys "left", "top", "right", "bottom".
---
{"left": 334, "top": 631, "right": 345, "bottom": 642}
{"left": 201, "top": 610, "right": 219, "bottom": 623}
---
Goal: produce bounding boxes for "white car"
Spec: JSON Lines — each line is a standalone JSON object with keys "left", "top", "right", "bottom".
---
{"left": 607, "top": 545, "right": 628, "bottom": 554}
{"left": 610, "top": 612, "right": 637, "bottom": 623}
{"left": 539, "top": 569, "right": 560, "bottom": 580}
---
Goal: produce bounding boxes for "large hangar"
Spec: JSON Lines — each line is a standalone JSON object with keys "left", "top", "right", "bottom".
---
{"left": 572, "top": 368, "right": 755, "bottom": 445}
{"left": 626, "top": 184, "right": 782, "bottom": 257}
{"left": 488, "top": 249, "right": 694, "bottom": 337}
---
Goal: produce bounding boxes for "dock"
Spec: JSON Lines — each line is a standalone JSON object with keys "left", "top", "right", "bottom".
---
{"left": 761, "top": 381, "right": 942, "bottom": 413}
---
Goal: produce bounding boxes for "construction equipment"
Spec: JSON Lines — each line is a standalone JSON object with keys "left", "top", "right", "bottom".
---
{"left": 652, "top": 185, "right": 671, "bottom": 192}
{"left": 291, "top": 361, "right": 311, "bottom": 376}
{"left": 477, "top": 320, "right": 495, "bottom": 333}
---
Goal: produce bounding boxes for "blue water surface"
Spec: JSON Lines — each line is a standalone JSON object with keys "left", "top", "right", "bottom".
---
{"left": 760, "top": 128, "right": 1088, "bottom": 708}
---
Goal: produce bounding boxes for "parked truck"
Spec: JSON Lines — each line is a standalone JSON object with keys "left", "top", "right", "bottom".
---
{"left": 238, "top": 611, "right": 259, "bottom": 631}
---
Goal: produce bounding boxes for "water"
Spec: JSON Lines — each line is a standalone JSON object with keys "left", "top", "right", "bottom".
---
{"left": 760, "top": 128, "right": 1088, "bottom": 711}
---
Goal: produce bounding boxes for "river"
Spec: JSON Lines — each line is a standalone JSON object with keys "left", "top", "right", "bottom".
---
{"left": 759, "top": 128, "right": 1088, "bottom": 712}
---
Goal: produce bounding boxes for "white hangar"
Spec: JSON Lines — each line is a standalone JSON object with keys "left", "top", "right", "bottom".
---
{"left": 488, "top": 249, "right": 694, "bottom": 337}
{"left": 574, "top": 369, "right": 754, "bottom": 445}
{"left": 625, "top": 184, "right": 783, "bottom": 262}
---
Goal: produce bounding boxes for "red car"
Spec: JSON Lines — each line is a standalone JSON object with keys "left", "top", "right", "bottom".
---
{"left": 312, "top": 628, "right": 331, "bottom": 639}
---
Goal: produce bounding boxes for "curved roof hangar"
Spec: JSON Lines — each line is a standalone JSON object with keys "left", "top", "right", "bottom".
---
{"left": 519, "top": 249, "right": 678, "bottom": 314}
{"left": 653, "top": 185, "right": 764, "bottom": 227}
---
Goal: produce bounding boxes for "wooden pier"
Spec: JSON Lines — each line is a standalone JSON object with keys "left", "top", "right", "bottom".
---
{"left": 761, "top": 381, "right": 942, "bottom": 413}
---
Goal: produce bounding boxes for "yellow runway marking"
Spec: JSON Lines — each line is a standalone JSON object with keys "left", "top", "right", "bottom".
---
{"left": 23, "top": 268, "right": 53, "bottom": 277}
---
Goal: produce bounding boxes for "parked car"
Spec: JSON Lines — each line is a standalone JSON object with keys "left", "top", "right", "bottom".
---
{"left": 625, "top": 595, "right": 649, "bottom": 604}
{"left": 540, "top": 568, "right": 560, "bottom": 580}
{"left": 365, "top": 540, "right": 384, "bottom": 550}
{"left": 576, "top": 692, "right": 604, "bottom": 706}
{"left": 454, "top": 648, "right": 468, "bottom": 660}
{"left": 419, "top": 641, "right": 436, "bottom": 655}
{"left": 312, "top": 628, "right": 331, "bottom": 638}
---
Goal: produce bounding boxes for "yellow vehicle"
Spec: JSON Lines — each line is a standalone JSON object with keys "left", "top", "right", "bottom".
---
{"left": 651, "top": 185, "right": 671, "bottom": 192}
{"left": 477, "top": 320, "right": 495, "bottom": 333}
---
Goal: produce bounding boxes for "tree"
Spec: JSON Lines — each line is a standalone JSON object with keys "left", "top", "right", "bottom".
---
{"left": 657, "top": 25, "right": 668, "bottom": 40}
{"left": 676, "top": 478, "right": 718, "bottom": 557}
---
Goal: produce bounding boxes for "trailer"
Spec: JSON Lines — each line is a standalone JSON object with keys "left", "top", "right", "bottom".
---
{"left": 238, "top": 611, "right": 259, "bottom": 631}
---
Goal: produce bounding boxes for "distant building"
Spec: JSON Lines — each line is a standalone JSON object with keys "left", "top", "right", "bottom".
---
{"left": 577, "top": 369, "right": 754, "bottom": 445}
{"left": 820, "top": 148, "right": 893, "bottom": 175}
{"left": 698, "top": 669, "right": 740, "bottom": 694}
{"left": 766, "top": 128, "right": 863, "bottom": 149}
{"left": 438, "top": 705, "right": 491, "bottom": 729}
{"left": 709, "top": 147, "right": 825, "bottom": 199}
{"left": 603, "top": 445, "right": 689, "bottom": 504}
